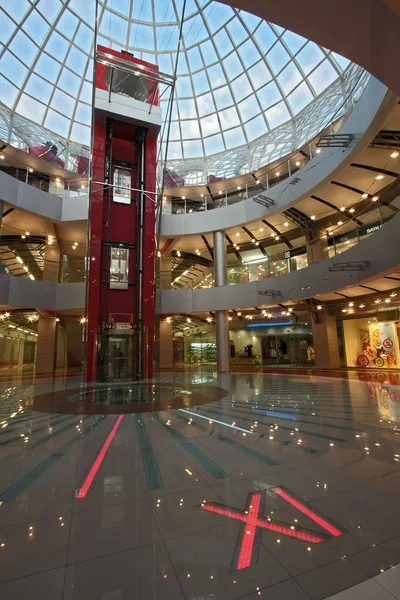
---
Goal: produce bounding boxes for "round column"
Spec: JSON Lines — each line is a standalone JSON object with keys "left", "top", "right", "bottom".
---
{"left": 213, "top": 231, "right": 230, "bottom": 373}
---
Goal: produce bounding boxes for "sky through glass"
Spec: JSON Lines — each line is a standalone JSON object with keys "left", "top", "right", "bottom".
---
{"left": 0, "top": 0, "right": 358, "bottom": 182}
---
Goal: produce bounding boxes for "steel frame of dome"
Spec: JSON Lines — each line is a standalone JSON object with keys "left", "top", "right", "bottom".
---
{"left": 0, "top": 0, "right": 363, "bottom": 184}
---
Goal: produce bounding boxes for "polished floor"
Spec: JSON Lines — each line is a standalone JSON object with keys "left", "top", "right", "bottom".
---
{"left": 0, "top": 370, "right": 400, "bottom": 599}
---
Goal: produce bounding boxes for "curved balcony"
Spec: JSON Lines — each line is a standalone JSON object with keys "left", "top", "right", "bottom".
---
{"left": 159, "top": 77, "right": 396, "bottom": 236}
{"left": 156, "top": 211, "right": 400, "bottom": 314}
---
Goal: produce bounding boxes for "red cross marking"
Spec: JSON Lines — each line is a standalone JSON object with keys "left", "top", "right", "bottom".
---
{"left": 200, "top": 486, "right": 345, "bottom": 571}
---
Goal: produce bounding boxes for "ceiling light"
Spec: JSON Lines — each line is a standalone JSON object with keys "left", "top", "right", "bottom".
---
{"left": 248, "top": 315, "right": 253, "bottom": 320}
{"left": 342, "top": 309, "right": 347, "bottom": 313}
{"left": 328, "top": 231, "right": 333, "bottom": 235}
{"left": 275, "top": 172, "right": 280, "bottom": 177}
{"left": 390, "top": 292, "right": 397, "bottom": 297}
{"left": 55, "top": 318, "right": 60, "bottom": 322}
{"left": 237, "top": 312, "right": 242, "bottom": 316}
{"left": 317, "top": 305, "right": 322, "bottom": 310}
{"left": 376, "top": 174, "right": 384, "bottom": 180}
{"left": 288, "top": 307, "right": 293, "bottom": 313}
{"left": 385, "top": 298, "right": 391, "bottom": 303}
{"left": 337, "top": 221, "right": 343, "bottom": 226}
{"left": 349, "top": 208, "right": 355, "bottom": 213}
{"left": 237, "top": 186, "right": 241, "bottom": 190}
{"left": 359, "top": 303, "right": 365, "bottom": 308}
{"left": 56, "top": 177, "right": 60, "bottom": 183}
{"left": 206, "top": 317, "right": 212, "bottom": 323}
{"left": 25, "top": 231, "right": 30, "bottom": 236}
{"left": 80, "top": 317, "right": 87, "bottom": 324}
{"left": 235, "top": 232, "right": 240, "bottom": 237}
{"left": 162, "top": 196, "right": 167, "bottom": 200}
{"left": 310, "top": 215, "right": 316, "bottom": 221}
{"left": 375, "top": 299, "right": 381, "bottom": 304}
{"left": 200, "top": 194, "right": 204, "bottom": 198}
{"left": 228, "top": 316, "right": 232, "bottom": 321}
{"left": 390, "top": 151, "right": 399, "bottom": 158}
{"left": 284, "top": 222, "right": 289, "bottom": 227}
{"left": 361, "top": 193, "right": 368, "bottom": 199}
{"left": 218, "top": 190, "right": 222, "bottom": 195}
{"left": 28, "top": 168, "right": 33, "bottom": 173}
{"left": 0, "top": 154, "right": 4, "bottom": 160}
{"left": 29, "top": 274, "right": 35, "bottom": 280}
{"left": 16, "top": 256, "right": 23, "bottom": 264}
{"left": 166, "top": 317, "right": 171, "bottom": 324}
{"left": 340, "top": 207, "right": 345, "bottom": 212}
{"left": 348, "top": 302, "right": 354, "bottom": 307}
{"left": 256, "top": 179, "right": 260, "bottom": 184}
{"left": 181, "top": 195, "right": 186, "bottom": 200}
{"left": 259, "top": 228, "right": 264, "bottom": 232}
{"left": 295, "top": 161, "right": 301, "bottom": 167}
{"left": 187, "top": 318, "right": 191, "bottom": 323}
{"left": 177, "top": 250, "right": 181, "bottom": 257}
{"left": 372, "top": 196, "right": 379, "bottom": 201}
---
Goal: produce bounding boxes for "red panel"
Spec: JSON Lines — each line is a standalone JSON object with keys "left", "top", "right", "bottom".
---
{"left": 86, "top": 121, "right": 106, "bottom": 382}
{"left": 142, "top": 134, "right": 157, "bottom": 378}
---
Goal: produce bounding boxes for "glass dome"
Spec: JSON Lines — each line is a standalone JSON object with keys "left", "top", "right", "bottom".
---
{"left": 0, "top": 0, "right": 362, "bottom": 183}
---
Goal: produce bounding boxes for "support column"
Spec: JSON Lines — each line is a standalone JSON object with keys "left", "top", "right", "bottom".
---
{"left": 64, "top": 317, "right": 83, "bottom": 370}
{"left": 35, "top": 316, "right": 57, "bottom": 375}
{"left": 213, "top": 231, "right": 230, "bottom": 373}
{"left": 159, "top": 319, "right": 174, "bottom": 369}
{"left": 306, "top": 229, "right": 329, "bottom": 264}
{"left": 312, "top": 315, "right": 341, "bottom": 369}
{"left": 43, "top": 245, "right": 60, "bottom": 282}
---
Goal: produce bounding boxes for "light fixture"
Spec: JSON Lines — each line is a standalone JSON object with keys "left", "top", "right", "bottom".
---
{"left": 372, "top": 196, "right": 379, "bottom": 202}
{"left": 385, "top": 298, "right": 391, "bottom": 303}
{"left": 235, "top": 232, "right": 240, "bottom": 237}
{"left": 349, "top": 208, "right": 355, "bottom": 213}
{"left": 56, "top": 177, "right": 60, "bottom": 183}
{"left": 284, "top": 222, "right": 289, "bottom": 227}
{"left": 228, "top": 316, "right": 232, "bottom": 321}
{"left": 375, "top": 299, "right": 381, "bottom": 304}
{"left": 237, "top": 312, "right": 242, "bottom": 316}
{"left": 16, "top": 256, "right": 23, "bottom": 264}
{"left": 25, "top": 231, "right": 30, "bottom": 236}
{"left": 177, "top": 250, "right": 181, "bottom": 257}
{"left": 348, "top": 302, "right": 354, "bottom": 307}
{"left": 187, "top": 318, "right": 191, "bottom": 323}
{"left": 166, "top": 317, "right": 171, "bottom": 324}
{"left": 376, "top": 174, "right": 384, "bottom": 180}
{"left": 317, "top": 305, "right": 322, "bottom": 310}
{"left": 219, "top": 191, "right": 222, "bottom": 195}
{"left": 337, "top": 221, "right": 343, "bottom": 226}
{"left": 0, "top": 154, "right": 4, "bottom": 160}
{"left": 206, "top": 317, "right": 212, "bottom": 323}
{"left": 162, "top": 196, "right": 167, "bottom": 200}
{"left": 28, "top": 168, "right": 33, "bottom": 173}
{"left": 29, "top": 274, "right": 35, "bottom": 280}
{"left": 295, "top": 161, "right": 301, "bottom": 167}
{"left": 181, "top": 196, "right": 186, "bottom": 200}
{"left": 275, "top": 172, "right": 280, "bottom": 177}
{"left": 275, "top": 236, "right": 279, "bottom": 241}
{"left": 55, "top": 318, "right": 60, "bottom": 322}
{"left": 200, "top": 194, "right": 204, "bottom": 198}
{"left": 256, "top": 179, "right": 260, "bottom": 184}
{"left": 80, "top": 317, "right": 87, "bottom": 324}
{"left": 311, "top": 215, "right": 316, "bottom": 221}
{"left": 237, "top": 186, "right": 241, "bottom": 190}
{"left": 287, "top": 307, "right": 293, "bottom": 313}
{"left": 328, "top": 231, "right": 333, "bottom": 235}
{"left": 342, "top": 309, "right": 347, "bottom": 313}
{"left": 362, "top": 193, "right": 368, "bottom": 199}
{"left": 157, "top": 251, "right": 161, "bottom": 258}
{"left": 316, "top": 148, "right": 321, "bottom": 154}
{"left": 259, "top": 228, "right": 264, "bottom": 232}
{"left": 391, "top": 151, "right": 399, "bottom": 158}
{"left": 248, "top": 315, "right": 253, "bottom": 320}
{"left": 390, "top": 292, "right": 397, "bottom": 297}
{"left": 340, "top": 207, "right": 345, "bottom": 212}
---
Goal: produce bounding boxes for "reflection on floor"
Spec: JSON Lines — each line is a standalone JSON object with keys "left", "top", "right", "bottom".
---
{"left": 0, "top": 370, "right": 399, "bottom": 599}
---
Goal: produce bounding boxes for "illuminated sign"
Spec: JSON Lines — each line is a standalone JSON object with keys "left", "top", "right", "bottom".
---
{"left": 200, "top": 486, "right": 345, "bottom": 571}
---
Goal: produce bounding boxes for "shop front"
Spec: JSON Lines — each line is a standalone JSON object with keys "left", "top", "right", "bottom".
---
{"left": 230, "top": 323, "right": 314, "bottom": 366}
{"left": 342, "top": 312, "right": 400, "bottom": 369}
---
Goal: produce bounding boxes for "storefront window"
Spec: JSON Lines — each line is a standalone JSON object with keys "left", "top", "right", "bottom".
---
{"left": 110, "top": 247, "right": 129, "bottom": 289}
{"left": 342, "top": 316, "right": 400, "bottom": 369}
{"left": 113, "top": 167, "right": 131, "bottom": 204}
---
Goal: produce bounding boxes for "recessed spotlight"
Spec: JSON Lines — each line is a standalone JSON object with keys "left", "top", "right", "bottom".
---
{"left": 359, "top": 303, "right": 365, "bottom": 308}
{"left": 390, "top": 151, "right": 399, "bottom": 158}
{"left": 310, "top": 215, "right": 316, "bottom": 221}
{"left": 342, "top": 309, "right": 347, "bottom": 313}
{"left": 316, "top": 148, "right": 321, "bottom": 154}
{"left": 348, "top": 302, "right": 354, "bottom": 307}
{"left": 372, "top": 196, "right": 379, "bottom": 202}
{"left": 295, "top": 161, "right": 301, "bottom": 167}
{"left": 337, "top": 221, "right": 343, "bottom": 226}
{"left": 275, "top": 172, "right": 280, "bottom": 177}
{"left": 284, "top": 222, "right": 289, "bottom": 227}
{"left": 361, "top": 193, "right": 368, "bottom": 199}
{"left": 376, "top": 174, "right": 384, "bottom": 180}
{"left": 237, "top": 186, "right": 241, "bottom": 190}
{"left": 340, "top": 207, "right": 345, "bottom": 212}
{"left": 317, "top": 305, "right": 322, "bottom": 310}
{"left": 349, "top": 208, "right": 355, "bottom": 213}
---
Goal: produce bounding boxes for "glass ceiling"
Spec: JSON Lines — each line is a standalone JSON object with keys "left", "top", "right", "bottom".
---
{"left": 0, "top": 0, "right": 358, "bottom": 183}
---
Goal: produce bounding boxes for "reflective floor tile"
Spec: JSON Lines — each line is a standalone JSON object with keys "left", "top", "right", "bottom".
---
{"left": 0, "top": 567, "right": 65, "bottom": 600}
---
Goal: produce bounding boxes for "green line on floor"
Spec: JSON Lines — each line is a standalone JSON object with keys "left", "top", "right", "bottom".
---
{"left": 135, "top": 415, "right": 164, "bottom": 490}
{"left": 0, "top": 415, "right": 78, "bottom": 447}
{"left": 154, "top": 413, "right": 228, "bottom": 479}
{"left": 202, "top": 407, "right": 346, "bottom": 443}
{"left": 0, "top": 416, "right": 107, "bottom": 503}
{"left": 175, "top": 412, "right": 281, "bottom": 466}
